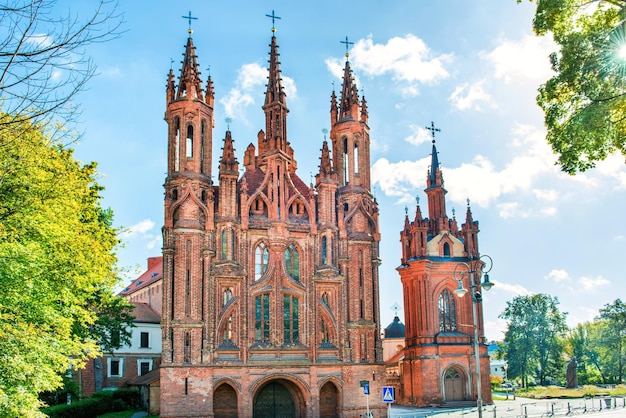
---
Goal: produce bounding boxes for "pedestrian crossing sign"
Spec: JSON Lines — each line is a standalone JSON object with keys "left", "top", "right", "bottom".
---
{"left": 382, "top": 386, "right": 395, "bottom": 403}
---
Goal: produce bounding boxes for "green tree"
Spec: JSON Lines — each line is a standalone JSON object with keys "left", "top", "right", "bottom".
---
{"left": 499, "top": 294, "right": 568, "bottom": 387}
{"left": 519, "top": 0, "right": 626, "bottom": 174}
{"left": 565, "top": 322, "right": 603, "bottom": 384}
{"left": 596, "top": 298, "right": 626, "bottom": 383}
{"left": 0, "top": 114, "right": 133, "bottom": 417}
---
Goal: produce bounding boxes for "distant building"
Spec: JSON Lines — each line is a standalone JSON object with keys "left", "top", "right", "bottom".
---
{"left": 77, "top": 299, "right": 161, "bottom": 397}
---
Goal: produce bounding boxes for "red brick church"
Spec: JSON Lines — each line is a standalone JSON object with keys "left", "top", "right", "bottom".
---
{"left": 159, "top": 23, "right": 386, "bottom": 417}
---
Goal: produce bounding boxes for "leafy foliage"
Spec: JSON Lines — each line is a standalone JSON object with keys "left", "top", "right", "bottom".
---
{"left": 499, "top": 294, "right": 568, "bottom": 387}
{"left": 0, "top": 114, "right": 133, "bottom": 417}
{"left": 520, "top": 0, "right": 626, "bottom": 173}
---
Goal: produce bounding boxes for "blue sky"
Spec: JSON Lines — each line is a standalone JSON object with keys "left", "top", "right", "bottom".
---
{"left": 67, "top": 0, "right": 626, "bottom": 341}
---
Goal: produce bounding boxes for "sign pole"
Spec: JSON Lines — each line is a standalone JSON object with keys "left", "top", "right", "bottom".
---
{"left": 366, "top": 392, "right": 370, "bottom": 417}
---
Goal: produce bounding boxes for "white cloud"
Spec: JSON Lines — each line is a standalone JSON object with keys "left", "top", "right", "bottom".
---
{"left": 578, "top": 276, "right": 610, "bottom": 291}
{"left": 533, "top": 189, "right": 559, "bottom": 201}
{"left": 220, "top": 62, "right": 297, "bottom": 120}
{"left": 327, "top": 34, "right": 452, "bottom": 97}
{"left": 371, "top": 157, "right": 429, "bottom": 200}
{"left": 493, "top": 281, "right": 532, "bottom": 296}
{"left": 352, "top": 35, "right": 452, "bottom": 83}
{"left": 545, "top": 269, "right": 572, "bottom": 284}
{"left": 487, "top": 34, "right": 557, "bottom": 84}
{"left": 373, "top": 123, "right": 558, "bottom": 212}
{"left": 595, "top": 154, "right": 626, "bottom": 189}
{"left": 120, "top": 219, "right": 156, "bottom": 238}
{"left": 449, "top": 80, "right": 495, "bottom": 111}
{"left": 404, "top": 125, "right": 432, "bottom": 146}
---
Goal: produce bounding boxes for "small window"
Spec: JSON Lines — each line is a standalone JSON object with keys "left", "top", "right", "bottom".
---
{"left": 108, "top": 359, "right": 123, "bottom": 377}
{"left": 186, "top": 125, "right": 193, "bottom": 158}
{"left": 139, "top": 361, "right": 151, "bottom": 376}
{"left": 285, "top": 244, "right": 300, "bottom": 281}
{"left": 140, "top": 332, "right": 149, "bottom": 348}
{"left": 255, "top": 243, "right": 269, "bottom": 280}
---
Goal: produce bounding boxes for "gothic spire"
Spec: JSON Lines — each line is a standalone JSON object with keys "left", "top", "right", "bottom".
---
{"left": 262, "top": 22, "right": 289, "bottom": 148}
{"left": 219, "top": 130, "right": 239, "bottom": 174}
{"left": 338, "top": 59, "right": 360, "bottom": 121}
{"left": 177, "top": 36, "right": 203, "bottom": 101}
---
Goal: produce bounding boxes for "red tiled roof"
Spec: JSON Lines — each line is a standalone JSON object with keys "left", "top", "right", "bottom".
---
{"left": 131, "top": 302, "right": 161, "bottom": 323}
{"left": 240, "top": 168, "right": 310, "bottom": 198}
{"left": 119, "top": 256, "right": 162, "bottom": 296}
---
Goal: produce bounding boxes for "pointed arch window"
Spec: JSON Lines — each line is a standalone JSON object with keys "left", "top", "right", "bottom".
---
{"left": 321, "top": 236, "right": 327, "bottom": 265}
{"left": 321, "top": 292, "right": 330, "bottom": 308}
{"left": 283, "top": 295, "right": 299, "bottom": 344}
{"left": 223, "top": 288, "right": 233, "bottom": 305}
{"left": 200, "top": 120, "right": 206, "bottom": 174}
{"left": 221, "top": 228, "right": 235, "bottom": 260}
{"left": 255, "top": 243, "right": 269, "bottom": 280}
{"left": 255, "top": 293, "right": 270, "bottom": 342}
{"left": 174, "top": 118, "right": 180, "bottom": 171}
{"left": 285, "top": 244, "right": 300, "bottom": 281}
{"left": 186, "top": 125, "right": 193, "bottom": 159}
{"left": 354, "top": 143, "right": 359, "bottom": 174}
{"left": 439, "top": 289, "right": 457, "bottom": 332}
{"left": 223, "top": 316, "right": 233, "bottom": 342}
{"left": 443, "top": 242, "right": 451, "bottom": 257}
{"left": 321, "top": 319, "right": 330, "bottom": 343}
{"left": 342, "top": 136, "right": 349, "bottom": 184}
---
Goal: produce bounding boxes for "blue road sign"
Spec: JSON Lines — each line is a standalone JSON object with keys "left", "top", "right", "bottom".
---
{"left": 363, "top": 383, "right": 370, "bottom": 395}
{"left": 382, "top": 386, "right": 395, "bottom": 403}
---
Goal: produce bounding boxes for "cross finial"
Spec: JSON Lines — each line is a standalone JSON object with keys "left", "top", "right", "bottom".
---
{"left": 391, "top": 303, "right": 401, "bottom": 316}
{"left": 170, "top": 58, "right": 174, "bottom": 70}
{"left": 265, "top": 10, "right": 281, "bottom": 33}
{"left": 322, "top": 128, "right": 328, "bottom": 140}
{"left": 425, "top": 121, "right": 441, "bottom": 144}
{"left": 206, "top": 65, "right": 210, "bottom": 77}
{"left": 340, "top": 36, "right": 354, "bottom": 59}
{"left": 225, "top": 117, "right": 232, "bottom": 131}
{"left": 182, "top": 11, "right": 198, "bottom": 34}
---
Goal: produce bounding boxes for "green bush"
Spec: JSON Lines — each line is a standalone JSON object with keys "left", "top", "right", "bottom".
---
{"left": 42, "top": 389, "right": 139, "bottom": 418}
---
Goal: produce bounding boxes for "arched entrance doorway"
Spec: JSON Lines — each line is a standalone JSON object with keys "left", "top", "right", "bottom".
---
{"left": 253, "top": 379, "right": 304, "bottom": 418}
{"left": 443, "top": 367, "right": 466, "bottom": 401}
{"left": 213, "top": 383, "right": 238, "bottom": 418}
{"left": 319, "top": 381, "right": 339, "bottom": 418}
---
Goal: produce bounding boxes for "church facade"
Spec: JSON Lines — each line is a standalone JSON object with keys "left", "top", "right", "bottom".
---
{"left": 396, "top": 134, "right": 493, "bottom": 406}
{"left": 159, "top": 27, "right": 386, "bottom": 418}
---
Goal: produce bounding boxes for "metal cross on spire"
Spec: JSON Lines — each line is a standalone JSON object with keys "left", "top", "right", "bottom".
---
{"left": 182, "top": 11, "right": 198, "bottom": 34}
{"left": 391, "top": 303, "right": 401, "bottom": 317}
{"left": 265, "top": 10, "right": 281, "bottom": 33}
{"left": 425, "top": 121, "right": 441, "bottom": 144}
{"left": 340, "top": 36, "right": 354, "bottom": 59}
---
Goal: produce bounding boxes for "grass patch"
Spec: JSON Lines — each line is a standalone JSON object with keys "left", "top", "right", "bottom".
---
{"left": 514, "top": 385, "right": 626, "bottom": 399}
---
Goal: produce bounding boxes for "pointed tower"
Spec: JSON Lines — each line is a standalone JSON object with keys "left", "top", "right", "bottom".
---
{"left": 160, "top": 25, "right": 217, "bottom": 411}
{"left": 396, "top": 124, "right": 492, "bottom": 407}
{"left": 329, "top": 38, "right": 383, "bottom": 370}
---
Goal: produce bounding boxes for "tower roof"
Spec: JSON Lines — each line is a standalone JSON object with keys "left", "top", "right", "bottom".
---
{"left": 339, "top": 59, "right": 359, "bottom": 121}
{"left": 384, "top": 316, "right": 405, "bottom": 338}
{"left": 177, "top": 36, "right": 203, "bottom": 101}
{"left": 265, "top": 35, "right": 286, "bottom": 107}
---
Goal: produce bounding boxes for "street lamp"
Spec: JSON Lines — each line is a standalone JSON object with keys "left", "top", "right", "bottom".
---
{"left": 453, "top": 254, "right": 494, "bottom": 418}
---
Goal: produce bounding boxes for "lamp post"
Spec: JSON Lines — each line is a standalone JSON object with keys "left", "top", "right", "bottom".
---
{"left": 453, "top": 254, "right": 494, "bottom": 418}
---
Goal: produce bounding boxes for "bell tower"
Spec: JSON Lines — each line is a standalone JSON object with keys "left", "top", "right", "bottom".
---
{"left": 397, "top": 124, "right": 492, "bottom": 407}
{"left": 161, "top": 23, "right": 215, "bottom": 368}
